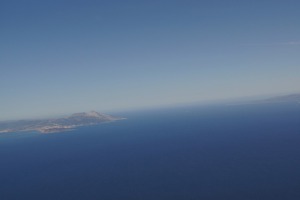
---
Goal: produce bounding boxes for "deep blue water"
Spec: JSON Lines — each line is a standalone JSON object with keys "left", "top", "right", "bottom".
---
{"left": 1, "top": 103, "right": 300, "bottom": 200}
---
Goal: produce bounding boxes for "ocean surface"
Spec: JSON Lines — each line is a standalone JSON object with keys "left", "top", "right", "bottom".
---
{"left": 1, "top": 103, "right": 300, "bottom": 200}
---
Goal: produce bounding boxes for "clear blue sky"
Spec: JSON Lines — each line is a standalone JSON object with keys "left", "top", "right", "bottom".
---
{"left": 1, "top": 0, "right": 300, "bottom": 120}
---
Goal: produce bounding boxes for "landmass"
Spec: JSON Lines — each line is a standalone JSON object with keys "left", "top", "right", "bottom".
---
{"left": 262, "top": 93, "right": 300, "bottom": 103}
{"left": 0, "top": 111, "right": 124, "bottom": 134}
{"left": 227, "top": 93, "right": 300, "bottom": 106}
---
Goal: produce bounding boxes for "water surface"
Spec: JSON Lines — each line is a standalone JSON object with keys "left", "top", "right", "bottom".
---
{"left": 1, "top": 103, "right": 300, "bottom": 200}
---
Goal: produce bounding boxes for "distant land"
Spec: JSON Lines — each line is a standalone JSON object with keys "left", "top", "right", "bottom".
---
{"left": 0, "top": 111, "right": 124, "bottom": 134}
{"left": 1, "top": 93, "right": 299, "bottom": 134}
{"left": 227, "top": 93, "right": 300, "bottom": 106}
{"left": 262, "top": 93, "right": 300, "bottom": 103}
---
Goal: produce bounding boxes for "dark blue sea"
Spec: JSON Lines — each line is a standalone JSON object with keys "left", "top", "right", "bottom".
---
{"left": 1, "top": 103, "right": 300, "bottom": 200}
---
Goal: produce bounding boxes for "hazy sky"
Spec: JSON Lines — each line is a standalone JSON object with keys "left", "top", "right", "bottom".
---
{"left": 1, "top": 0, "right": 300, "bottom": 120}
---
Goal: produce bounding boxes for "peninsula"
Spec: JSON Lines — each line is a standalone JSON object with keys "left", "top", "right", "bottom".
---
{"left": 0, "top": 111, "right": 124, "bottom": 134}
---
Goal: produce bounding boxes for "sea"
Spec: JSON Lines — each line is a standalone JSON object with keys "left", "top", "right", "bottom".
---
{"left": 0, "top": 103, "right": 300, "bottom": 200}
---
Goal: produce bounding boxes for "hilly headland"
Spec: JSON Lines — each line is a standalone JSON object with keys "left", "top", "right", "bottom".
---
{"left": 0, "top": 111, "right": 124, "bottom": 134}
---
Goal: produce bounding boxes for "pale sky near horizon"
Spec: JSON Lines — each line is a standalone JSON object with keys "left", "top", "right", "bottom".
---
{"left": 1, "top": 0, "right": 300, "bottom": 120}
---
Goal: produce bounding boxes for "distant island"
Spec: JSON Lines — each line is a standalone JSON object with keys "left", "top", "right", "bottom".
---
{"left": 0, "top": 111, "right": 124, "bottom": 134}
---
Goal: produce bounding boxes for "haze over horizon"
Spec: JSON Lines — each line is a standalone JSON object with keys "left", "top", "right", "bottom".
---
{"left": 1, "top": 0, "right": 300, "bottom": 120}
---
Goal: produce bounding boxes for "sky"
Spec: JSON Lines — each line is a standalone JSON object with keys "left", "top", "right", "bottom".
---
{"left": 1, "top": 0, "right": 300, "bottom": 120}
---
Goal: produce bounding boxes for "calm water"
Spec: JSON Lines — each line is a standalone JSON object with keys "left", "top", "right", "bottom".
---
{"left": 1, "top": 103, "right": 300, "bottom": 200}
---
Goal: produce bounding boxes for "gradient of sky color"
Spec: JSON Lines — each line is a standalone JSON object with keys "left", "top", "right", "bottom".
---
{"left": 1, "top": 0, "right": 300, "bottom": 120}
